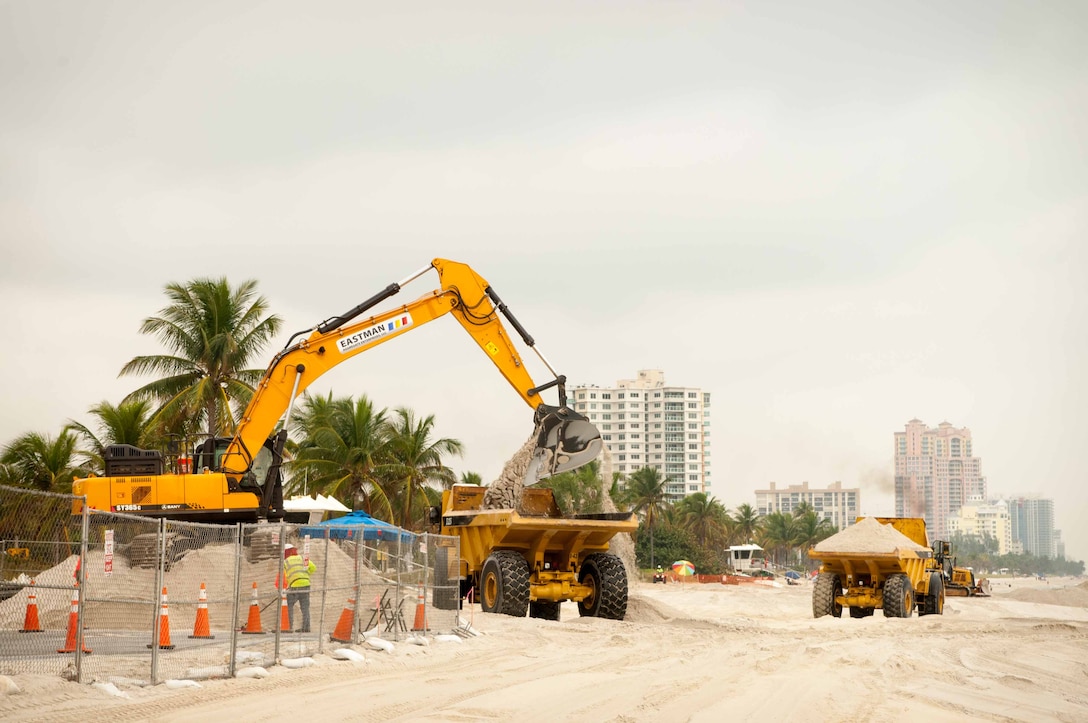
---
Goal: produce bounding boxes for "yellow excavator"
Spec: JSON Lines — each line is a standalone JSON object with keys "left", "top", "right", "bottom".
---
{"left": 72, "top": 258, "right": 602, "bottom": 526}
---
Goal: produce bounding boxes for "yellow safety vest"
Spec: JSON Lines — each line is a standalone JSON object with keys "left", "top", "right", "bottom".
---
{"left": 283, "top": 555, "right": 315, "bottom": 588}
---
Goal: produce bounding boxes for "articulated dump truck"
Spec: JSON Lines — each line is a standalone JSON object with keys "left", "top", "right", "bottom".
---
{"left": 808, "top": 517, "right": 946, "bottom": 619}
{"left": 431, "top": 484, "right": 638, "bottom": 621}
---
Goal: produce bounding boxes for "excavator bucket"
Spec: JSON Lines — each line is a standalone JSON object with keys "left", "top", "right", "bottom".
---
{"left": 530, "top": 405, "right": 603, "bottom": 478}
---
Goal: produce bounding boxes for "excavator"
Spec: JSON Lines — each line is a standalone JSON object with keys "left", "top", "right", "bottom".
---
{"left": 72, "top": 259, "right": 603, "bottom": 538}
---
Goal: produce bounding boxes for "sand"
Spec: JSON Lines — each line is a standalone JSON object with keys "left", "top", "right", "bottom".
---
{"left": 2, "top": 574, "right": 1087, "bottom": 722}
{"left": 813, "top": 516, "right": 929, "bottom": 555}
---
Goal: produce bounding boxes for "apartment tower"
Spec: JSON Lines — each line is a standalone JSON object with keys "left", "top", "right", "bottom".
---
{"left": 894, "top": 419, "right": 986, "bottom": 540}
{"left": 568, "top": 370, "right": 711, "bottom": 503}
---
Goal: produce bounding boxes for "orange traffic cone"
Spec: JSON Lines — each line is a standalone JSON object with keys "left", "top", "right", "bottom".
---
{"left": 329, "top": 595, "right": 356, "bottom": 643}
{"left": 411, "top": 585, "right": 428, "bottom": 632}
{"left": 57, "top": 583, "right": 91, "bottom": 654}
{"left": 280, "top": 589, "right": 291, "bottom": 632}
{"left": 242, "top": 582, "right": 265, "bottom": 634}
{"left": 147, "top": 586, "right": 175, "bottom": 649}
{"left": 20, "top": 579, "right": 43, "bottom": 633}
{"left": 189, "top": 582, "right": 214, "bottom": 639}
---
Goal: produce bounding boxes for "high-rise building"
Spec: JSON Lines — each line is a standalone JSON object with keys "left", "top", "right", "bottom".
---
{"left": 567, "top": 370, "right": 711, "bottom": 503}
{"left": 894, "top": 419, "right": 986, "bottom": 540}
{"left": 947, "top": 501, "right": 1013, "bottom": 554}
{"left": 755, "top": 481, "right": 859, "bottom": 531}
{"left": 1006, "top": 497, "right": 1056, "bottom": 559}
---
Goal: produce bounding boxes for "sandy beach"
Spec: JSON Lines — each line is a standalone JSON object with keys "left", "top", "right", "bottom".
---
{"left": 2, "top": 575, "right": 1087, "bottom": 723}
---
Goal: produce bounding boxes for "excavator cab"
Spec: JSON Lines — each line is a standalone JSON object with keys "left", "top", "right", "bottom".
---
{"left": 530, "top": 404, "right": 603, "bottom": 477}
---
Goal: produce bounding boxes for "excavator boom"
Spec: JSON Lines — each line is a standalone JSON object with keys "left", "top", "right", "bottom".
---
{"left": 73, "top": 259, "right": 601, "bottom": 522}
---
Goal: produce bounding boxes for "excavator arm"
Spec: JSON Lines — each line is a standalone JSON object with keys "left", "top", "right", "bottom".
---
{"left": 219, "top": 258, "right": 600, "bottom": 492}
{"left": 74, "top": 259, "right": 601, "bottom": 523}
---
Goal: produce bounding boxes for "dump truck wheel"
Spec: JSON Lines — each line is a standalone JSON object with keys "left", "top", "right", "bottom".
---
{"left": 529, "top": 600, "right": 561, "bottom": 621}
{"left": 812, "top": 573, "right": 842, "bottom": 618}
{"left": 921, "top": 572, "right": 944, "bottom": 616}
{"left": 577, "top": 553, "right": 628, "bottom": 620}
{"left": 480, "top": 550, "right": 530, "bottom": 617}
{"left": 883, "top": 573, "right": 914, "bottom": 618}
{"left": 433, "top": 547, "right": 461, "bottom": 611}
{"left": 849, "top": 606, "right": 874, "bottom": 618}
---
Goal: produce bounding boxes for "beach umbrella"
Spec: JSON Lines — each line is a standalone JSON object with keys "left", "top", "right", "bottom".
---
{"left": 784, "top": 570, "right": 802, "bottom": 580}
{"left": 672, "top": 560, "right": 695, "bottom": 576}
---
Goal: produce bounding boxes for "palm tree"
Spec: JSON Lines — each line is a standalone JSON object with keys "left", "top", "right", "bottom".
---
{"left": 120, "top": 277, "right": 282, "bottom": 439}
{"left": 758, "top": 512, "right": 802, "bottom": 567}
{"left": 540, "top": 460, "right": 605, "bottom": 515}
{"left": 674, "top": 492, "right": 729, "bottom": 548}
{"left": 289, "top": 394, "right": 394, "bottom": 519}
{"left": 792, "top": 501, "right": 815, "bottom": 518}
{"left": 1, "top": 431, "right": 86, "bottom": 492}
{"left": 794, "top": 511, "right": 836, "bottom": 568}
{"left": 66, "top": 399, "right": 158, "bottom": 474}
{"left": 384, "top": 407, "right": 463, "bottom": 529}
{"left": 459, "top": 471, "right": 483, "bottom": 487}
{"left": 624, "top": 466, "right": 670, "bottom": 569}
{"left": 732, "top": 503, "right": 762, "bottom": 544}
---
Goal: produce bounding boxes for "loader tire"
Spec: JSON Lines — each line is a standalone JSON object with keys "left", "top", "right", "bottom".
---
{"left": 921, "top": 572, "right": 944, "bottom": 616}
{"left": 480, "top": 551, "right": 530, "bottom": 617}
{"left": 577, "top": 553, "right": 628, "bottom": 620}
{"left": 433, "top": 547, "right": 461, "bottom": 611}
{"left": 882, "top": 573, "right": 915, "bottom": 618}
{"left": 529, "top": 600, "right": 561, "bottom": 621}
{"left": 812, "top": 573, "right": 843, "bottom": 618}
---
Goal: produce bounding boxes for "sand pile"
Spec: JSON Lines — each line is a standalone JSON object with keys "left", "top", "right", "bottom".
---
{"left": 1001, "top": 579, "right": 1088, "bottom": 608}
{"left": 813, "top": 517, "right": 930, "bottom": 555}
{"left": 0, "top": 537, "right": 389, "bottom": 632}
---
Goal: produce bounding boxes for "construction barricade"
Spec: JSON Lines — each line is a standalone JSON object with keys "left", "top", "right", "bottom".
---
{"left": 0, "top": 484, "right": 461, "bottom": 684}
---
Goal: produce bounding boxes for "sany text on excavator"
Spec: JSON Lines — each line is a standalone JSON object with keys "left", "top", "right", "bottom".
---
{"left": 73, "top": 259, "right": 602, "bottom": 523}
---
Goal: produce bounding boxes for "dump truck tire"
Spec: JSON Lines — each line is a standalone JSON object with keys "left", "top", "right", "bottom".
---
{"left": 813, "top": 573, "right": 842, "bottom": 618}
{"left": 883, "top": 573, "right": 914, "bottom": 618}
{"left": 529, "top": 600, "right": 561, "bottom": 621}
{"left": 849, "top": 606, "right": 875, "bottom": 618}
{"left": 921, "top": 572, "right": 944, "bottom": 616}
{"left": 433, "top": 547, "right": 461, "bottom": 610}
{"left": 480, "top": 550, "right": 530, "bottom": 617}
{"left": 577, "top": 553, "right": 628, "bottom": 620}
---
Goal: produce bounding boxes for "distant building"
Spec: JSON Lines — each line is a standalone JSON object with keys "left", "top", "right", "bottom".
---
{"left": 894, "top": 419, "right": 987, "bottom": 540}
{"left": 947, "top": 500, "right": 1013, "bottom": 554}
{"left": 1005, "top": 496, "right": 1057, "bottom": 559}
{"left": 568, "top": 370, "right": 711, "bottom": 503}
{"left": 755, "top": 481, "right": 859, "bottom": 531}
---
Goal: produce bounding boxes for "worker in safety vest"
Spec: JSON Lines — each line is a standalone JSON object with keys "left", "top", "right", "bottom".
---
{"left": 283, "top": 544, "right": 316, "bottom": 632}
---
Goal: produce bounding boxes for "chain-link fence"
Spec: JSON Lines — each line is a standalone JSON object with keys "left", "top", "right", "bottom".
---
{"left": 0, "top": 485, "right": 460, "bottom": 684}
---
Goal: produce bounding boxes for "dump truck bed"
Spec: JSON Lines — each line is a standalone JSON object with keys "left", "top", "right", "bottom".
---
{"left": 439, "top": 485, "right": 636, "bottom": 574}
{"left": 808, "top": 548, "right": 931, "bottom": 587}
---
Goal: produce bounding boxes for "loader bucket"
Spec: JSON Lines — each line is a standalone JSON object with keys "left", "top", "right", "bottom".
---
{"left": 531, "top": 405, "right": 603, "bottom": 477}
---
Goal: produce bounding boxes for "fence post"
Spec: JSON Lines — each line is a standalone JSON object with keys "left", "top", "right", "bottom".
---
{"left": 273, "top": 522, "right": 285, "bottom": 661}
{"left": 422, "top": 533, "right": 430, "bottom": 636}
{"left": 352, "top": 526, "right": 361, "bottom": 641}
{"left": 150, "top": 517, "right": 165, "bottom": 683}
{"left": 229, "top": 523, "right": 243, "bottom": 676}
{"left": 75, "top": 503, "right": 89, "bottom": 683}
{"left": 317, "top": 528, "right": 330, "bottom": 654}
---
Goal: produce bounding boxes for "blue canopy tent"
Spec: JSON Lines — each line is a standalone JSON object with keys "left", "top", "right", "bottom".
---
{"left": 300, "top": 510, "right": 416, "bottom": 546}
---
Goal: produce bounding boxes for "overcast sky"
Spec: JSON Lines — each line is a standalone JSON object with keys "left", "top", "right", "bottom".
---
{"left": 2, "top": 1, "right": 1085, "bottom": 558}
